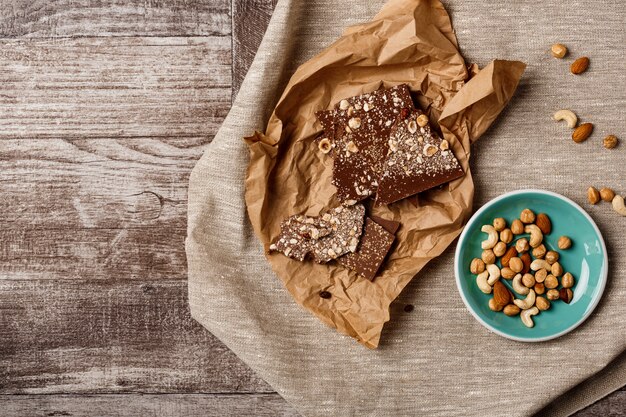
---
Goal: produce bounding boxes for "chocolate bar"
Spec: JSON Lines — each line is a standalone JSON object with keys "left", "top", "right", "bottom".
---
{"left": 338, "top": 216, "right": 399, "bottom": 281}
{"left": 375, "top": 109, "right": 464, "bottom": 205}
{"left": 316, "top": 85, "right": 415, "bottom": 203}
{"left": 269, "top": 204, "right": 366, "bottom": 263}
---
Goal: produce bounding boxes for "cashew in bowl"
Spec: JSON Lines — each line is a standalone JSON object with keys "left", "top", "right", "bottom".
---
{"left": 524, "top": 224, "right": 543, "bottom": 248}
{"left": 513, "top": 289, "right": 536, "bottom": 310}
{"left": 521, "top": 307, "right": 540, "bottom": 328}
{"left": 486, "top": 264, "right": 501, "bottom": 285}
{"left": 531, "top": 259, "right": 552, "bottom": 271}
{"left": 512, "top": 274, "right": 530, "bottom": 295}
{"left": 481, "top": 225, "right": 498, "bottom": 249}
{"left": 476, "top": 271, "right": 492, "bottom": 294}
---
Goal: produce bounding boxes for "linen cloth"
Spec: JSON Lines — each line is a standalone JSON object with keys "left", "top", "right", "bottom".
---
{"left": 187, "top": 0, "right": 626, "bottom": 415}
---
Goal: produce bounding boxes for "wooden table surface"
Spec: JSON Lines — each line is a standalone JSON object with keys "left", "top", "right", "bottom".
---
{"left": 0, "top": 1, "right": 623, "bottom": 415}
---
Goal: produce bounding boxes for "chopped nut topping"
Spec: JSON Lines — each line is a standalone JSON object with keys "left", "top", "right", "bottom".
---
{"left": 318, "top": 138, "right": 332, "bottom": 154}
{"left": 407, "top": 120, "right": 417, "bottom": 134}
{"left": 417, "top": 114, "right": 429, "bottom": 127}
{"left": 346, "top": 141, "right": 359, "bottom": 153}
{"left": 440, "top": 139, "right": 449, "bottom": 150}
{"left": 423, "top": 144, "right": 438, "bottom": 157}
{"left": 339, "top": 99, "right": 350, "bottom": 110}
{"left": 388, "top": 139, "right": 398, "bottom": 152}
{"left": 348, "top": 117, "right": 361, "bottom": 130}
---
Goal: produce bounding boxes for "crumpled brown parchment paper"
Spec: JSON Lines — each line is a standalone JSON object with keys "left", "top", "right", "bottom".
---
{"left": 244, "top": 0, "right": 525, "bottom": 348}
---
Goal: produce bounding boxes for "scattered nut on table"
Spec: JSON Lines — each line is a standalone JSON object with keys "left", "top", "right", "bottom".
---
{"left": 600, "top": 188, "right": 615, "bottom": 202}
{"left": 551, "top": 43, "right": 568, "bottom": 59}
{"left": 570, "top": 56, "right": 590, "bottom": 75}
{"left": 553, "top": 109, "right": 577, "bottom": 128}
{"left": 603, "top": 135, "right": 618, "bottom": 149}
{"left": 613, "top": 195, "right": 626, "bottom": 217}
{"left": 587, "top": 186, "right": 601, "bottom": 205}
{"left": 572, "top": 123, "right": 593, "bottom": 143}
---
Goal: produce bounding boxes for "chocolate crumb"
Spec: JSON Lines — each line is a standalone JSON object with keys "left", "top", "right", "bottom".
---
{"left": 403, "top": 304, "right": 414, "bottom": 313}
{"left": 319, "top": 291, "right": 332, "bottom": 299}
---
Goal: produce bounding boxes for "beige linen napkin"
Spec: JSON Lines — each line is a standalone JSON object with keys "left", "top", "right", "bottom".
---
{"left": 187, "top": 0, "right": 626, "bottom": 415}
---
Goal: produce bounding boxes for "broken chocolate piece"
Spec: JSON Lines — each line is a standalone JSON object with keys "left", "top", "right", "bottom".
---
{"left": 375, "top": 109, "right": 464, "bottom": 205}
{"left": 315, "top": 85, "right": 415, "bottom": 203}
{"left": 338, "top": 216, "right": 397, "bottom": 281}
{"left": 370, "top": 215, "right": 400, "bottom": 235}
{"left": 269, "top": 204, "right": 366, "bottom": 263}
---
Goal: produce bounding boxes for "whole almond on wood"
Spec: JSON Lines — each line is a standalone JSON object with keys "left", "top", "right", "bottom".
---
{"left": 572, "top": 123, "right": 593, "bottom": 143}
{"left": 535, "top": 213, "right": 552, "bottom": 234}
{"left": 570, "top": 57, "right": 590, "bottom": 75}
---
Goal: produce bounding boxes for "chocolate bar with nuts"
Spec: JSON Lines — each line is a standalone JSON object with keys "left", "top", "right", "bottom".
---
{"left": 269, "top": 204, "right": 366, "bottom": 263}
{"left": 316, "top": 85, "right": 415, "bottom": 203}
{"left": 338, "top": 216, "right": 399, "bottom": 281}
{"left": 375, "top": 109, "right": 464, "bottom": 205}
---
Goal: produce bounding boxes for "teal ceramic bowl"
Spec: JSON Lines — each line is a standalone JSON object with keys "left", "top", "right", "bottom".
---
{"left": 455, "top": 189, "right": 608, "bottom": 342}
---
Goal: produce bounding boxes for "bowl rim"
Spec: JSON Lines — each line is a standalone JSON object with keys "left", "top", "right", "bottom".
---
{"left": 454, "top": 189, "right": 608, "bottom": 342}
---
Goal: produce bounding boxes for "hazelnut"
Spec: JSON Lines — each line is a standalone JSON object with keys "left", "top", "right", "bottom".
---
{"left": 520, "top": 209, "right": 536, "bottom": 224}
{"left": 481, "top": 249, "right": 496, "bottom": 265}
{"left": 560, "top": 288, "right": 574, "bottom": 304}
{"left": 470, "top": 258, "right": 485, "bottom": 274}
{"left": 536, "top": 296, "right": 551, "bottom": 311}
{"left": 348, "top": 117, "right": 361, "bottom": 130}
{"left": 603, "top": 135, "right": 619, "bottom": 149}
{"left": 551, "top": 262, "right": 564, "bottom": 277}
{"left": 339, "top": 99, "right": 350, "bottom": 110}
{"left": 600, "top": 188, "right": 616, "bottom": 202}
{"left": 557, "top": 236, "right": 572, "bottom": 250}
{"left": 493, "top": 217, "right": 506, "bottom": 232}
{"left": 503, "top": 304, "right": 521, "bottom": 316}
{"left": 493, "top": 242, "right": 507, "bottom": 257}
{"left": 561, "top": 272, "right": 575, "bottom": 288}
{"left": 346, "top": 141, "right": 359, "bottom": 153}
{"left": 509, "top": 257, "right": 523, "bottom": 273}
{"left": 501, "top": 267, "right": 516, "bottom": 279}
{"left": 532, "top": 244, "right": 547, "bottom": 259}
{"left": 588, "top": 187, "right": 601, "bottom": 205}
{"left": 534, "top": 283, "right": 545, "bottom": 295}
{"left": 522, "top": 273, "right": 535, "bottom": 288}
{"left": 318, "top": 138, "right": 332, "bottom": 154}
{"left": 511, "top": 219, "right": 524, "bottom": 235}
{"left": 546, "top": 289, "right": 560, "bottom": 301}
{"left": 515, "top": 238, "right": 530, "bottom": 253}
{"left": 500, "top": 229, "right": 513, "bottom": 244}
{"left": 489, "top": 298, "right": 504, "bottom": 312}
{"left": 416, "top": 114, "right": 429, "bottom": 127}
{"left": 535, "top": 268, "right": 548, "bottom": 283}
{"left": 550, "top": 43, "right": 568, "bottom": 59}
{"left": 544, "top": 274, "right": 559, "bottom": 289}
{"left": 545, "top": 251, "right": 559, "bottom": 264}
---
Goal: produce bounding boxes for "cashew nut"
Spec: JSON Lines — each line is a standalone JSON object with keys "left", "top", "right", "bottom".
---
{"left": 553, "top": 109, "right": 578, "bottom": 129}
{"left": 524, "top": 224, "right": 543, "bottom": 248}
{"left": 531, "top": 259, "right": 552, "bottom": 271}
{"left": 521, "top": 307, "right": 540, "bottom": 328}
{"left": 486, "top": 264, "right": 501, "bottom": 285}
{"left": 514, "top": 289, "right": 536, "bottom": 310}
{"left": 612, "top": 195, "right": 626, "bottom": 216}
{"left": 481, "top": 225, "right": 498, "bottom": 249}
{"left": 476, "top": 271, "right": 492, "bottom": 294}
{"left": 512, "top": 273, "right": 530, "bottom": 295}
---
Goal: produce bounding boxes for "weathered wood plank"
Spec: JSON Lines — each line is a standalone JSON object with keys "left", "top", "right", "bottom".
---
{"left": 575, "top": 389, "right": 626, "bottom": 417}
{"left": 0, "top": 394, "right": 299, "bottom": 417}
{"left": 232, "top": 0, "right": 277, "bottom": 97}
{"left": 0, "top": 279, "right": 272, "bottom": 394}
{"left": 0, "top": 37, "right": 231, "bottom": 139}
{"left": 0, "top": 138, "right": 209, "bottom": 230}
{"left": 0, "top": 0, "right": 231, "bottom": 37}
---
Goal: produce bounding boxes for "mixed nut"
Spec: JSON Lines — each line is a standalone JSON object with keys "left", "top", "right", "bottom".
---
{"left": 550, "top": 44, "right": 620, "bottom": 149}
{"left": 586, "top": 186, "right": 626, "bottom": 217}
{"left": 470, "top": 209, "right": 576, "bottom": 328}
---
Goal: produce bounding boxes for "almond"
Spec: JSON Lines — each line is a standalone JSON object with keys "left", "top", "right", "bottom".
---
{"left": 493, "top": 281, "right": 511, "bottom": 308}
{"left": 572, "top": 123, "right": 593, "bottom": 143}
{"left": 570, "top": 57, "right": 589, "bottom": 75}
{"left": 500, "top": 246, "right": 518, "bottom": 268}
{"left": 520, "top": 252, "right": 532, "bottom": 274}
{"left": 535, "top": 213, "right": 552, "bottom": 234}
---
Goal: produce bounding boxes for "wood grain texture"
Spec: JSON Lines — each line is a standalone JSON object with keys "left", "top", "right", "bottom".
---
{"left": 0, "top": 279, "right": 272, "bottom": 394}
{"left": 1, "top": 394, "right": 300, "bottom": 417}
{"left": 232, "top": 0, "right": 278, "bottom": 97}
{"left": 0, "top": 0, "right": 231, "bottom": 37}
{"left": 0, "top": 37, "right": 231, "bottom": 139}
{"left": 0, "top": 138, "right": 207, "bottom": 230}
